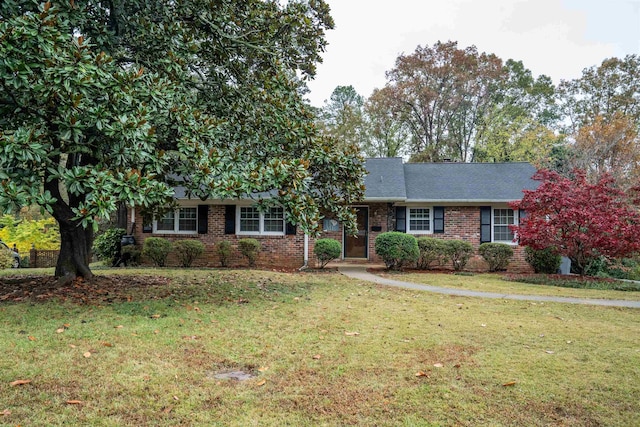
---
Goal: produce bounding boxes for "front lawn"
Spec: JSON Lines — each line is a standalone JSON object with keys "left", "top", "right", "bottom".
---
{"left": 1, "top": 268, "right": 638, "bottom": 426}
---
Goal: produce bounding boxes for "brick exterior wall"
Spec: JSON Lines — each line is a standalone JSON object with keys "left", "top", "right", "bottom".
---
{"left": 130, "top": 202, "right": 531, "bottom": 273}
{"left": 130, "top": 205, "right": 305, "bottom": 269}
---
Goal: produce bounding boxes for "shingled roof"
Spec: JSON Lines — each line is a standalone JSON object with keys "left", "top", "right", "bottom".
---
{"left": 364, "top": 158, "right": 538, "bottom": 203}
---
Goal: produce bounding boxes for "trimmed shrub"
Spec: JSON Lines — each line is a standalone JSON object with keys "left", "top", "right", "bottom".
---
{"left": 525, "top": 246, "right": 561, "bottom": 274}
{"left": 121, "top": 245, "right": 141, "bottom": 266}
{"left": 142, "top": 237, "right": 172, "bottom": 267}
{"left": 173, "top": 240, "right": 205, "bottom": 267}
{"left": 216, "top": 241, "right": 232, "bottom": 267}
{"left": 374, "top": 232, "right": 419, "bottom": 270}
{"left": 444, "top": 240, "right": 473, "bottom": 271}
{"left": 479, "top": 243, "right": 514, "bottom": 272}
{"left": 416, "top": 237, "right": 448, "bottom": 270}
{"left": 238, "top": 238, "right": 261, "bottom": 267}
{"left": 93, "top": 228, "right": 126, "bottom": 265}
{"left": 314, "top": 239, "right": 341, "bottom": 268}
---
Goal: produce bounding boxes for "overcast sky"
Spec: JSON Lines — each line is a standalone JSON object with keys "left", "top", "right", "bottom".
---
{"left": 305, "top": 0, "right": 640, "bottom": 107}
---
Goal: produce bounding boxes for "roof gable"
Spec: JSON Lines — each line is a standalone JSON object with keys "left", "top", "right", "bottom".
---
{"left": 363, "top": 157, "right": 407, "bottom": 200}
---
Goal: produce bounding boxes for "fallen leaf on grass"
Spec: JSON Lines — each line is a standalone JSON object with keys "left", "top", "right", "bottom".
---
{"left": 344, "top": 331, "right": 360, "bottom": 336}
{"left": 114, "top": 325, "right": 123, "bottom": 329}
{"left": 151, "top": 314, "right": 161, "bottom": 319}
{"left": 28, "top": 336, "right": 37, "bottom": 341}
{"left": 258, "top": 366, "right": 269, "bottom": 372}
{"left": 1, "top": 409, "right": 11, "bottom": 416}
{"left": 312, "top": 354, "right": 322, "bottom": 360}
{"left": 83, "top": 352, "right": 92, "bottom": 358}
{"left": 502, "top": 381, "right": 517, "bottom": 387}
{"left": 102, "top": 342, "right": 113, "bottom": 347}
{"left": 433, "top": 363, "right": 444, "bottom": 368}
{"left": 256, "top": 379, "right": 266, "bottom": 386}
{"left": 56, "top": 328, "right": 65, "bottom": 334}
{"left": 415, "top": 371, "right": 429, "bottom": 377}
{"left": 545, "top": 350, "right": 555, "bottom": 354}
{"left": 65, "top": 400, "right": 83, "bottom": 405}
{"left": 10, "top": 379, "right": 31, "bottom": 387}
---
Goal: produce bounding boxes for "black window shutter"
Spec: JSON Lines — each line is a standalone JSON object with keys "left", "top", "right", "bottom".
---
{"left": 285, "top": 222, "right": 296, "bottom": 235}
{"left": 433, "top": 206, "right": 445, "bottom": 234}
{"left": 480, "top": 206, "right": 492, "bottom": 243}
{"left": 224, "top": 205, "right": 236, "bottom": 234}
{"left": 518, "top": 209, "right": 527, "bottom": 221}
{"left": 197, "top": 205, "right": 209, "bottom": 234}
{"left": 395, "top": 206, "right": 406, "bottom": 232}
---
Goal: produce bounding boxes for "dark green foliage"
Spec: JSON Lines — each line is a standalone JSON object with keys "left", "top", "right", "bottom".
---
{"left": 525, "top": 246, "right": 562, "bottom": 274}
{"left": 374, "top": 232, "right": 419, "bottom": 270}
{"left": 479, "top": 243, "right": 514, "bottom": 272}
{"left": 121, "top": 246, "right": 141, "bottom": 266}
{"left": 314, "top": 238, "right": 341, "bottom": 268}
{"left": 173, "top": 240, "right": 205, "bottom": 268}
{"left": 416, "top": 237, "right": 448, "bottom": 270}
{"left": 216, "top": 241, "right": 232, "bottom": 267}
{"left": 93, "top": 228, "right": 126, "bottom": 265}
{"left": 142, "top": 237, "right": 172, "bottom": 267}
{"left": 0, "top": 1, "right": 365, "bottom": 281}
{"left": 238, "top": 238, "right": 261, "bottom": 267}
{"left": 444, "top": 240, "right": 474, "bottom": 271}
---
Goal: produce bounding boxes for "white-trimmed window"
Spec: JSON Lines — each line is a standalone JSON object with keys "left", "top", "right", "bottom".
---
{"left": 154, "top": 207, "right": 198, "bottom": 234}
{"left": 238, "top": 206, "right": 285, "bottom": 235}
{"left": 493, "top": 208, "right": 517, "bottom": 243}
{"left": 408, "top": 207, "right": 432, "bottom": 233}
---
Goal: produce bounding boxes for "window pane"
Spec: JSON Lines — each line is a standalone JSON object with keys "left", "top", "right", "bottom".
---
{"left": 240, "top": 207, "right": 260, "bottom": 232}
{"left": 409, "top": 208, "right": 430, "bottom": 231}
{"left": 493, "top": 209, "right": 515, "bottom": 241}
{"left": 264, "top": 207, "right": 284, "bottom": 232}
{"left": 157, "top": 211, "right": 175, "bottom": 231}
{"left": 178, "top": 207, "right": 197, "bottom": 231}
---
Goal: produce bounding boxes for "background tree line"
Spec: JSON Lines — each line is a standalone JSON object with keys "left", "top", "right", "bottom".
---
{"left": 317, "top": 40, "right": 640, "bottom": 190}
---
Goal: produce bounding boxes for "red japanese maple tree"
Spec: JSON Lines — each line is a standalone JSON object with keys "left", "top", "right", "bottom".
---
{"left": 510, "top": 169, "right": 640, "bottom": 274}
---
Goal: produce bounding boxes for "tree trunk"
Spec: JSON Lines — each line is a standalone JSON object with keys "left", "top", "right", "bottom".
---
{"left": 55, "top": 220, "right": 94, "bottom": 284}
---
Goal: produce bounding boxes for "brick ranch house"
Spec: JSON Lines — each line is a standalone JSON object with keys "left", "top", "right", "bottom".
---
{"left": 129, "top": 158, "right": 539, "bottom": 272}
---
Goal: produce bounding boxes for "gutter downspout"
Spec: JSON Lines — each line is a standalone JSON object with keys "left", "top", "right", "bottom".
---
{"left": 130, "top": 206, "right": 136, "bottom": 235}
{"left": 299, "top": 233, "right": 309, "bottom": 271}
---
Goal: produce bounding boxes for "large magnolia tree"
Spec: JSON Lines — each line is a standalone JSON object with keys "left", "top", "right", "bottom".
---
{"left": 0, "top": 1, "right": 365, "bottom": 283}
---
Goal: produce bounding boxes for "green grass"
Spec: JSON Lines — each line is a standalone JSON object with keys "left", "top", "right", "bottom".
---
{"left": 381, "top": 270, "right": 640, "bottom": 301}
{"left": 1, "top": 268, "right": 639, "bottom": 426}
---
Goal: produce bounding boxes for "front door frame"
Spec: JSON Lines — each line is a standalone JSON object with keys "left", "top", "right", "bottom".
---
{"left": 343, "top": 206, "right": 369, "bottom": 259}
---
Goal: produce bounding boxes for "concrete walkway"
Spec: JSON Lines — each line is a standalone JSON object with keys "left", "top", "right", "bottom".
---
{"left": 338, "top": 265, "right": 640, "bottom": 308}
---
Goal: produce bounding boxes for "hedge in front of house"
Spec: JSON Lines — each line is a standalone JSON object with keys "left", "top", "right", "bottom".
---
{"left": 375, "top": 232, "right": 419, "bottom": 270}
{"left": 444, "top": 240, "right": 474, "bottom": 271}
{"left": 525, "top": 246, "right": 562, "bottom": 274}
{"left": 93, "top": 228, "right": 126, "bottom": 265}
{"left": 173, "top": 239, "right": 205, "bottom": 267}
{"left": 238, "top": 238, "right": 261, "bottom": 267}
{"left": 216, "top": 241, "right": 232, "bottom": 267}
{"left": 479, "top": 242, "right": 514, "bottom": 272}
{"left": 314, "top": 238, "right": 341, "bottom": 268}
{"left": 142, "top": 237, "right": 172, "bottom": 267}
{"left": 416, "top": 237, "right": 448, "bottom": 270}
